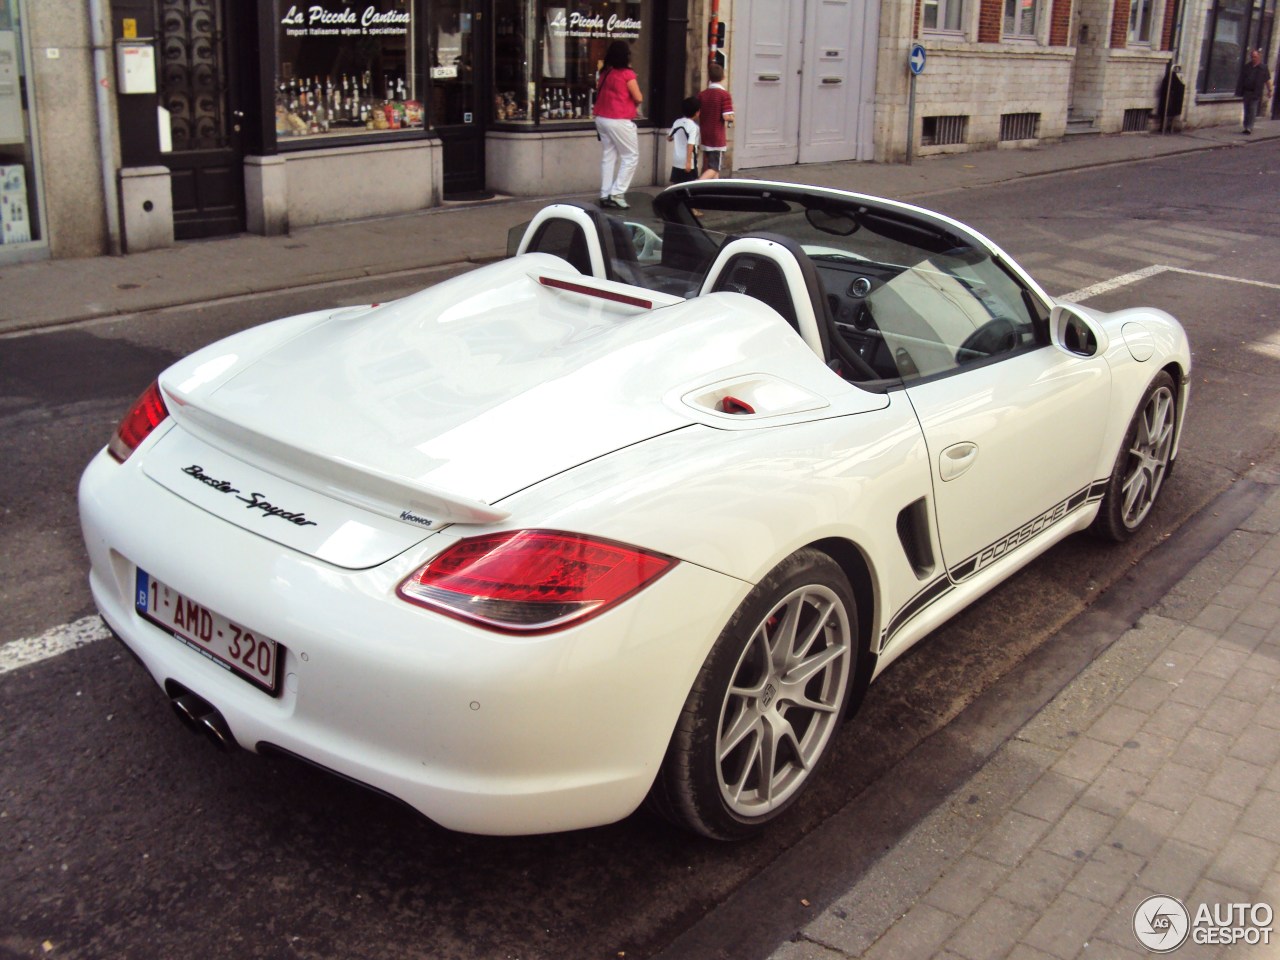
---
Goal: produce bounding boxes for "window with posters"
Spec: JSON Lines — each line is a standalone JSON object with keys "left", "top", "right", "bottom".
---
{"left": 275, "top": 0, "right": 423, "bottom": 140}
{"left": 491, "top": 0, "right": 648, "bottom": 124}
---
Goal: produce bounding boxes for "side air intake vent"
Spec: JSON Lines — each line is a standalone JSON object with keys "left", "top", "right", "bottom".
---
{"left": 897, "top": 498, "right": 936, "bottom": 580}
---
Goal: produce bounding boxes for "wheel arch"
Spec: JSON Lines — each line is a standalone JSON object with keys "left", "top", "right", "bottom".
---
{"left": 809, "top": 536, "right": 880, "bottom": 711}
{"left": 1161, "top": 359, "right": 1191, "bottom": 463}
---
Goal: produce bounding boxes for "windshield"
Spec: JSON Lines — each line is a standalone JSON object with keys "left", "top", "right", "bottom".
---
{"left": 511, "top": 187, "right": 1047, "bottom": 384}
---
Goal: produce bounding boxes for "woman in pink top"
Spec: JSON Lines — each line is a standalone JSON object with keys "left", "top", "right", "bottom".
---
{"left": 593, "top": 40, "right": 643, "bottom": 209}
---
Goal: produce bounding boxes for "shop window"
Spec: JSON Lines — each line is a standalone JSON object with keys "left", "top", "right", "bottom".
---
{"left": 275, "top": 0, "right": 422, "bottom": 139}
{"left": 923, "top": 0, "right": 965, "bottom": 32}
{"left": 1004, "top": 0, "right": 1040, "bottom": 36}
{"left": 1197, "top": 0, "right": 1274, "bottom": 93}
{"left": 0, "top": 0, "right": 41, "bottom": 252}
{"left": 492, "top": 0, "right": 649, "bottom": 125}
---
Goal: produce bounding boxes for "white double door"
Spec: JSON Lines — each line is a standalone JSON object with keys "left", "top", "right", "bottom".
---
{"left": 731, "top": 0, "right": 879, "bottom": 168}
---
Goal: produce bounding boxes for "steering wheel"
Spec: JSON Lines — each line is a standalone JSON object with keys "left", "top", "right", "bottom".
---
{"left": 628, "top": 223, "right": 662, "bottom": 263}
{"left": 957, "top": 317, "right": 1019, "bottom": 363}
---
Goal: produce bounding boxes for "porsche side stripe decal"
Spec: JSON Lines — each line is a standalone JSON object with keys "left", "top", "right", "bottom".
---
{"left": 947, "top": 480, "right": 1107, "bottom": 583}
{"left": 882, "top": 575, "right": 953, "bottom": 645}
{"left": 880, "top": 478, "right": 1109, "bottom": 648}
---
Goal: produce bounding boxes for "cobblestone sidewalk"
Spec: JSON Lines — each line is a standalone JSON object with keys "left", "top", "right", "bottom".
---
{"left": 772, "top": 480, "right": 1280, "bottom": 960}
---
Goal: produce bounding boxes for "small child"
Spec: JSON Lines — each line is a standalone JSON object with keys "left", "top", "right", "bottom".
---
{"left": 698, "top": 64, "right": 735, "bottom": 179}
{"left": 668, "top": 96, "right": 701, "bottom": 184}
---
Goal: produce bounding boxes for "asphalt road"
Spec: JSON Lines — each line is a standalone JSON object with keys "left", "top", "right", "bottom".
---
{"left": 2, "top": 142, "right": 1278, "bottom": 960}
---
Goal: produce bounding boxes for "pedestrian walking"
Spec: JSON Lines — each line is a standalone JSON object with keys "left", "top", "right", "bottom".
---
{"left": 594, "top": 40, "right": 644, "bottom": 209}
{"left": 697, "top": 64, "right": 735, "bottom": 179}
{"left": 668, "top": 96, "right": 701, "bottom": 184}
{"left": 1239, "top": 48, "right": 1273, "bottom": 134}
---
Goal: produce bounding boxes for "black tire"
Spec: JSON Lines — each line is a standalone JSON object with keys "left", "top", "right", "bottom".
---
{"left": 1092, "top": 370, "right": 1177, "bottom": 542}
{"left": 648, "top": 549, "right": 859, "bottom": 840}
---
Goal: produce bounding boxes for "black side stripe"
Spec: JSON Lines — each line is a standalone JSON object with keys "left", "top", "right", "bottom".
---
{"left": 879, "top": 477, "right": 1110, "bottom": 648}
{"left": 881, "top": 575, "right": 953, "bottom": 646}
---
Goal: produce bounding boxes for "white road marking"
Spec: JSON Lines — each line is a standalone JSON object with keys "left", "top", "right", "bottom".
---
{"left": 0, "top": 616, "right": 110, "bottom": 675}
{"left": 1061, "top": 265, "right": 1168, "bottom": 301}
{"left": 1117, "top": 240, "right": 1219, "bottom": 264}
{"left": 1145, "top": 226, "right": 1237, "bottom": 247}
{"left": 1062, "top": 265, "right": 1280, "bottom": 302}
{"left": 1250, "top": 332, "right": 1280, "bottom": 361}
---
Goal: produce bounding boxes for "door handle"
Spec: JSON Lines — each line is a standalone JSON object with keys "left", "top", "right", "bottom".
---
{"left": 939, "top": 442, "right": 978, "bottom": 481}
{"left": 821, "top": 77, "right": 844, "bottom": 84}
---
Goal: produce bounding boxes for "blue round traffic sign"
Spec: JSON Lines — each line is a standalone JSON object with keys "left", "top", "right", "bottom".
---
{"left": 909, "top": 43, "right": 927, "bottom": 75}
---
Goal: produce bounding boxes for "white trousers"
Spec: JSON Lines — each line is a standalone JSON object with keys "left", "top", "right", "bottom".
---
{"left": 595, "top": 116, "right": 639, "bottom": 198}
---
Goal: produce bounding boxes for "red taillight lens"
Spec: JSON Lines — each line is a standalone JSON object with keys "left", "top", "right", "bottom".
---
{"left": 398, "top": 530, "right": 676, "bottom": 632}
{"left": 107, "top": 381, "right": 170, "bottom": 463}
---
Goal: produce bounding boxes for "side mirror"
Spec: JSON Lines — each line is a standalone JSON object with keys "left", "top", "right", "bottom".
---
{"left": 1050, "top": 304, "right": 1108, "bottom": 358}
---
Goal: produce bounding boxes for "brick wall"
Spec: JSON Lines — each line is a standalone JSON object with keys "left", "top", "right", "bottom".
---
{"left": 1159, "top": 0, "right": 1177, "bottom": 49}
{"left": 1110, "top": 0, "right": 1131, "bottom": 47}
{"left": 1049, "top": 0, "right": 1072, "bottom": 46}
{"left": 978, "top": 0, "right": 1003, "bottom": 43}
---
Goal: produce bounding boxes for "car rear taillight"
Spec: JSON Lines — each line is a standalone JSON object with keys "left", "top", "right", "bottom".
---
{"left": 107, "top": 381, "right": 170, "bottom": 463}
{"left": 398, "top": 530, "right": 676, "bottom": 632}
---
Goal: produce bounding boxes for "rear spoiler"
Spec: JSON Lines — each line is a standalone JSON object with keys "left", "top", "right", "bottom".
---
{"left": 160, "top": 384, "right": 510, "bottom": 526}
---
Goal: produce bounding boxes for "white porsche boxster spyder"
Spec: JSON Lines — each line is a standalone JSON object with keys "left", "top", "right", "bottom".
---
{"left": 79, "top": 180, "right": 1190, "bottom": 839}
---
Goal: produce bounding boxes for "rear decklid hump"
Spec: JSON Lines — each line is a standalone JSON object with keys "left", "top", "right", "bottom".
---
{"left": 139, "top": 254, "right": 864, "bottom": 568}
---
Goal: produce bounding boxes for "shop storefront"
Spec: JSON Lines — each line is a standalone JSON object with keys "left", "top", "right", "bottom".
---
{"left": 1195, "top": 0, "right": 1274, "bottom": 96}
{"left": 0, "top": 0, "right": 47, "bottom": 264}
{"left": 112, "top": 0, "right": 684, "bottom": 246}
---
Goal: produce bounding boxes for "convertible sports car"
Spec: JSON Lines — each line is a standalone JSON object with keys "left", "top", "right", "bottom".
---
{"left": 80, "top": 180, "right": 1190, "bottom": 839}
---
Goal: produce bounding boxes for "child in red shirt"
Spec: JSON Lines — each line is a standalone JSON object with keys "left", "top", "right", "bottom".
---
{"left": 697, "top": 64, "right": 735, "bottom": 179}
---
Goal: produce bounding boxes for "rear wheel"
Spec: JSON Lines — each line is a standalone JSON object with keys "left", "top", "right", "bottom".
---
{"left": 1092, "top": 370, "right": 1177, "bottom": 541}
{"left": 649, "top": 549, "right": 857, "bottom": 840}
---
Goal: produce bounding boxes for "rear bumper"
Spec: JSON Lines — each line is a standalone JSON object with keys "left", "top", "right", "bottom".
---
{"left": 80, "top": 449, "right": 748, "bottom": 834}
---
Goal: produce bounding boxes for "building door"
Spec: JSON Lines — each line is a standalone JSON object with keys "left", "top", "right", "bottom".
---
{"left": 433, "top": 0, "right": 489, "bottom": 197}
{"left": 732, "top": 0, "right": 878, "bottom": 169}
{"left": 159, "top": 0, "right": 245, "bottom": 239}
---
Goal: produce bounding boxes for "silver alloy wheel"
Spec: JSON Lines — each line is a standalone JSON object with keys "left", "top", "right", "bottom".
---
{"left": 1121, "top": 383, "right": 1175, "bottom": 529}
{"left": 715, "top": 583, "right": 852, "bottom": 816}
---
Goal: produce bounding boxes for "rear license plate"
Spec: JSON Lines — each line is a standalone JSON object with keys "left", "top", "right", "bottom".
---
{"left": 135, "top": 569, "right": 281, "bottom": 695}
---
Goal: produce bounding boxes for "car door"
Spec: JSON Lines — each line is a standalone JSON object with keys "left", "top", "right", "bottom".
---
{"left": 868, "top": 252, "right": 1112, "bottom": 579}
{"left": 904, "top": 346, "right": 1111, "bottom": 580}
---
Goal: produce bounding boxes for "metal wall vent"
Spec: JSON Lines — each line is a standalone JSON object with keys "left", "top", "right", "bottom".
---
{"left": 922, "top": 115, "right": 969, "bottom": 146}
{"left": 1000, "top": 112, "right": 1040, "bottom": 141}
{"left": 1122, "top": 108, "right": 1152, "bottom": 132}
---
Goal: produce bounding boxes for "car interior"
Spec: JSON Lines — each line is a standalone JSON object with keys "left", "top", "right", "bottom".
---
{"left": 512, "top": 186, "right": 1050, "bottom": 387}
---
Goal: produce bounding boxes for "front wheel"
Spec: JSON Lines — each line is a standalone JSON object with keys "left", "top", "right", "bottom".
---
{"left": 649, "top": 549, "right": 858, "bottom": 840}
{"left": 1092, "top": 370, "right": 1177, "bottom": 541}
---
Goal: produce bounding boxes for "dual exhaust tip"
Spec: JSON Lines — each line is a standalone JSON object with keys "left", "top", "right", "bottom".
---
{"left": 169, "top": 691, "right": 234, "bottom": 751}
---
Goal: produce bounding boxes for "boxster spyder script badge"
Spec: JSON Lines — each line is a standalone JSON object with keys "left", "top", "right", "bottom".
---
{"left": 182, "top": 464, "right": 318, "bottom": 527}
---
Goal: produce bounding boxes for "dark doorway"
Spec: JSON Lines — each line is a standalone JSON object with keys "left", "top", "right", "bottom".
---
{"left": 431, "top": 0, "right": 490, "bottom": 198}
{"left": 159, "top": 0, "right": 246, "bottom": 239}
